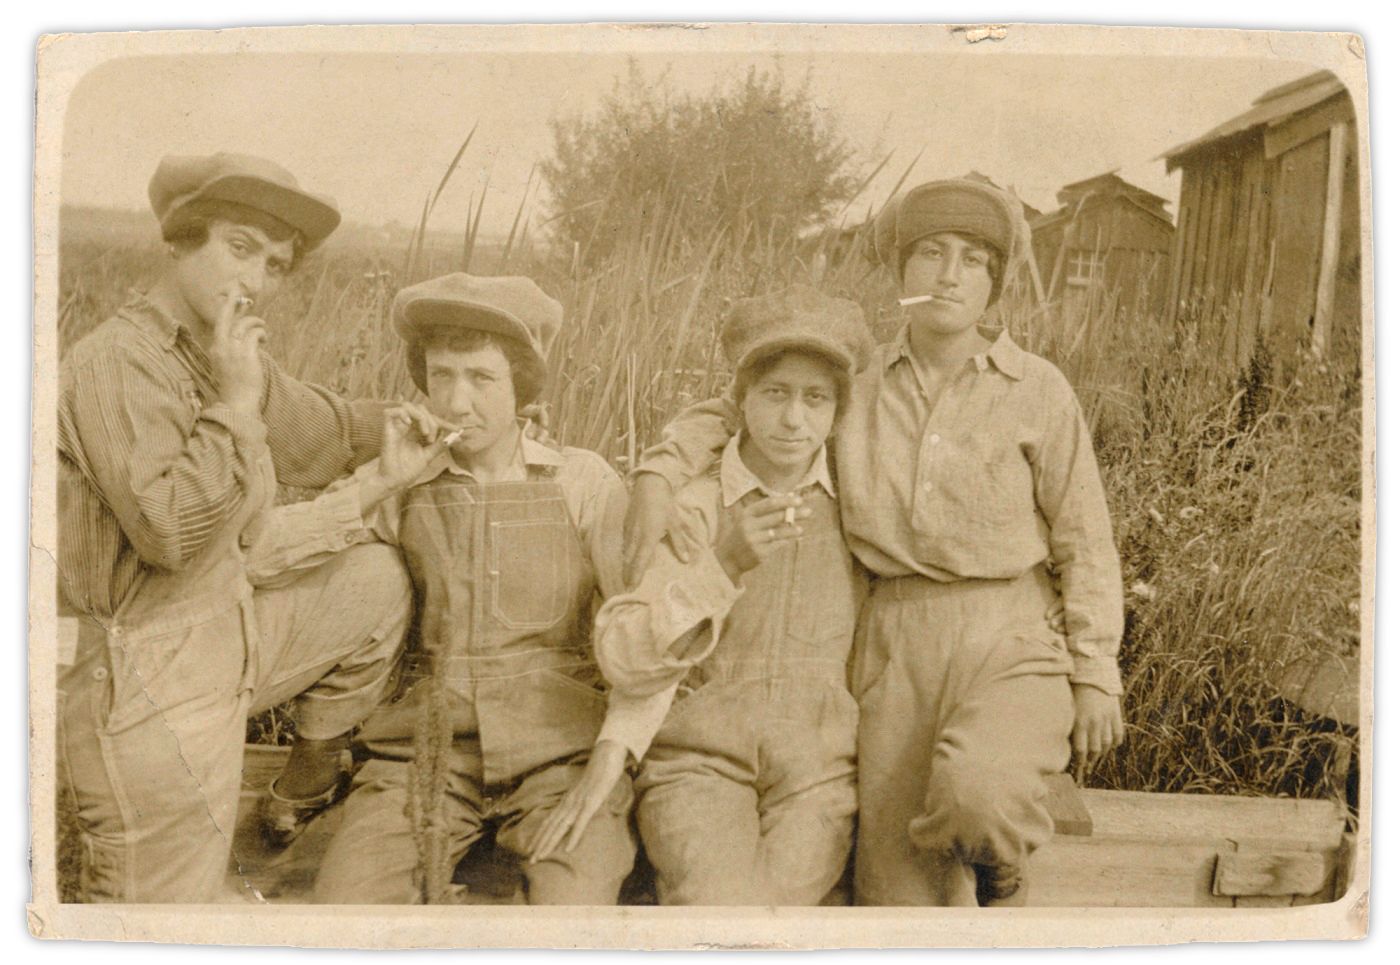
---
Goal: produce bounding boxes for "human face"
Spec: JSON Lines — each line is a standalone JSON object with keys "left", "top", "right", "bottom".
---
{"left": 738, "top": 353, "right": 839, "bottom": 487}
{"left": 900, "top": 232, "right": 995, "bottom": 337}
{"left": 172, "top": 219, "right": 295, "bottom": 328}
{"left": 423, "top": 342, "right": 519, "bottom": 459}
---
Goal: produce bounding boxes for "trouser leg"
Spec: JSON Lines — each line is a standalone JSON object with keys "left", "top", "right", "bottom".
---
{"left": 852, "top": 599, "right": 969, "bottom": 906}
{"left": 495, "top": 758, "right": 637, "bottom": 906}
{"left": 757, "top": 683, "right": 859, "bottom": 906}
{"left": 250, "top": 542, "right": 412, "bottom": 741}
{"left": 635, "top": 750, "right": 765, "bottom": 906}
{"left": 313, "top": 750, "right": 485, "bottom": 904}
{"left": 58, "top": 612, "right": 251, "bottom": 904}
{"left": 909, "top": 657, "right": 1073, "bottom": 902}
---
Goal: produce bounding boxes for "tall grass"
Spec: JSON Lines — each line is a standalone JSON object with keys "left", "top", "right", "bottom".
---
{"left": 55, "top": 159, "right": 1361, "bottom": 809}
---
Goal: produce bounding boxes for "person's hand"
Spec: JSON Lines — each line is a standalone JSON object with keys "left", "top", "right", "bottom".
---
{"left": 375, "top": 402, "right": 456, "bottom": 492}
{"left": 527, "top": 741, "right": 629, "bottom": 863}
{"left": 713, "top": 494, "right": 812, "bottom": 583}
{"left": 1045, "top": 598, "right": 1067, "bottom": 635}
{"left": 209, "top": 291, "right": 266, "bottom": 415}
{"left": 624, "top": 474, "right": 676, "bottom": 588}
{"left": 1071, "top": 684, "right": 1125, "bottom": 782}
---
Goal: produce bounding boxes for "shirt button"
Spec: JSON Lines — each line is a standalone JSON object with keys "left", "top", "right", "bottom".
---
{"left": 343, "top": 532, "right": 356, "bottom": 545}
{"left": 92, "top": 666, "right": 109, "bottom": 682}
{"left": 928, "top": 433, "right": 941, "bottom": 445}
{"left": 923, "top": 482, "right": 934, "bottom": 493}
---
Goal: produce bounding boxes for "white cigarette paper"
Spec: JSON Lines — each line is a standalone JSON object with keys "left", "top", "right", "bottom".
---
{"left": 784, "top": 506, "right": 796, "bottom": 526}
{"left": 443, "top": 429, "right": 464, "bottom": 446}
{"left": 898, "top": 294, "right": 935, "bottom": 306}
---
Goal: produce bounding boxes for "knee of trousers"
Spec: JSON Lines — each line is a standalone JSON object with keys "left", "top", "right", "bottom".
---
{"left": 908, "top": 755, "right": 1052, "bottom": 866}
{"left": 331, "top": 543, "right": 414, "bottom": 650}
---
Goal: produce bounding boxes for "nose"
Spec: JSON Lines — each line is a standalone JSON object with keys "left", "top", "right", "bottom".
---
{"left": 936, "top": 254, "right": 962, "bottom": 288}
{"left": 780, "top": 397, "right": 804, "bottom": 430}
{"left": 239, "top": 261, "right": 268, "bottom": 299}
{"left": 448, "top": 377, "right": 478, "bottom": 420}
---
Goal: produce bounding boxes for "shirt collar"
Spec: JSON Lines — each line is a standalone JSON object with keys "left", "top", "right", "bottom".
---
{"left": 886, "top": 324, "right": 1025, "bottom": 381}
{"left": 719, "top": 433, "right": 836, "bottom": 507}
{"left": 117, "top": 290, "right": 185, "bottom": 348}
{"left": 429, "top": 423, "right": 564, "bottom": 482}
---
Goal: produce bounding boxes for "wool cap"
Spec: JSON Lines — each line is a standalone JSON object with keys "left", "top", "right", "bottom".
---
{"left": 393, "top": 273, "right": 562, "bottom": 394}
{"left": 722, "top": 284, "right": 874, "bottom": 379}
{"left": 865, "top": 177, "right": 1031, "bottom": 302}
{"left": 148, "top": 152, "right": 341, "bottom": 250}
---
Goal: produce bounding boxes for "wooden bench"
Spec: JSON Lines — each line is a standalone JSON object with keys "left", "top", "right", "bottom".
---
{"left": 231, "top": 745, "right": 1350, "bottom": 906}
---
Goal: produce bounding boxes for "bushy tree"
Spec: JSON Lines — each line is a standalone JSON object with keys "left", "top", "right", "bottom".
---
{"left": 541, "top": 61, "right": 861, "bottom": 268}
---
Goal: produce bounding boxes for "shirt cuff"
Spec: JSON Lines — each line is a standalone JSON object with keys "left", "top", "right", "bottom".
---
{"left": 1069, "top": 654, "right": 1124, "bottom": 696}
{"left": 597, "top": 684, "right": 679, "bottom": 763}
{"left": 201, "top": 402, "right": 268, "bottom": 453}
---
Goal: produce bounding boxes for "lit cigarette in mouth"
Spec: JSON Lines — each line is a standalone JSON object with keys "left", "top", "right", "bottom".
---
{"left": 442, "top": 429, "right": 464, "bottom": 446}
{"left": 898, "top": 294, "right": 936, "bottom": 306}
{"left": 784, "top": 506, "right": 796, "bottom": 527}
{"left": 235, "top": 296, "right": 254, "bottom": 314}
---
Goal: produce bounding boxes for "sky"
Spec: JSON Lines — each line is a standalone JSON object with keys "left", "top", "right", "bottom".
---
{"left": 57, "top": 46, "right": 1314, "bottom": 239}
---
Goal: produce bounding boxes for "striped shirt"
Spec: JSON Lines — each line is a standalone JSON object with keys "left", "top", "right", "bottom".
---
{"left": 57, "top": 292, "right": 386, "bottom": 621}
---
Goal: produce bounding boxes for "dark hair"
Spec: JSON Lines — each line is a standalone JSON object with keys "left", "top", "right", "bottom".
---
{"left": 898, "top": 230, "right": 1004, "bottom": 297}
{"left": 733, "top": 347, "right": 851, "bottom": 417}
{"left": 163, "top": 199, "right": 307, "bottom": 271}
{"left": 407, "top": 325, "right": 547, "bottom": 408}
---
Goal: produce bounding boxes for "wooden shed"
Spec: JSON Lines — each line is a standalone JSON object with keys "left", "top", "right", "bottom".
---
{"left": 1031, "top": 172, "right": 1176, "bottom": 308}
{"left": 1161, "top": 70, "right": 1361, "bottom": 374}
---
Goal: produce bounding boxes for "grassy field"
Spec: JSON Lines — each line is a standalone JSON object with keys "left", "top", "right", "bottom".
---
{"left": 56, "top": 187, "right": 1362, "bottom": 815}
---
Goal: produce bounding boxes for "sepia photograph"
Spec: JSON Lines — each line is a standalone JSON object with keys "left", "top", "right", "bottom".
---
{"left": 27, "top": 20, "right": 1372, "bottom": 948}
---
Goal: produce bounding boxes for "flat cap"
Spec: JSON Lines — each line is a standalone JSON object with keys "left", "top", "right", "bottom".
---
{"left": 393, "top": 272, "right": 562, "bottom": 385}
{"left": 148, "top": 152, "right": 341, "bottom": 250}
{"left": 865, "top": 177, "right": 1031, "bottom": 301}
{"left": 722, "top": 284, "right": 873, "bottom": 379}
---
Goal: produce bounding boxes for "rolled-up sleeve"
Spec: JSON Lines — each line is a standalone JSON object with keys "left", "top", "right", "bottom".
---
{"left": 1032, "top": 375, "right": 1125, "bottom": 695}
{"left": 242, "top": 459, "right": 404, "bottom": 587}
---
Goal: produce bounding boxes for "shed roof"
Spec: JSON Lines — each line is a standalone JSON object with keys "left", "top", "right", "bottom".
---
{"left": 1161, "top": 70, "right": 1347, "bottom": 170}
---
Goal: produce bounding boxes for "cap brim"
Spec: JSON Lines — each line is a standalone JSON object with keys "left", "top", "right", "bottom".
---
{"left": 199, "top": 174, "right": 341, "bottom": 249}
{"left": 395, "top": 296, "right": 543, "bottom": 360}
{"left": 735, "top": 335, "right": 854, "bottom": 376}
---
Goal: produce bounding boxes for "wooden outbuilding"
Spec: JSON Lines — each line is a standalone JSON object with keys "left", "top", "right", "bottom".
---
{"left": 1030, "top": 172, "right": 1176, "bottom": 308}
{"left": 1161, "top": 70, "right": 1361, "bottom": 373}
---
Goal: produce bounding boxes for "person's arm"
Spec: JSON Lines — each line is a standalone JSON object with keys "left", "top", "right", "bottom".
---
{"left": 1031, "top": 371, "right": 1127, "bottom": 770}
{"left": 243, "top": 403, "right": 451, "bottom": 587}
{"left": 624, "top": 395, "right": 741, "bottom": 586}
{"left": 259, "top": 352, "right": 393, "bottom": 486}
{"left": 61, "top": 345, "right": 270, "bottom": 572}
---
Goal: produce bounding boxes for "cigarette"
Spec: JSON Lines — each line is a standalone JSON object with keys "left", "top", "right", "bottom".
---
{"left": 898, "top": 294, "right": 935, "bottom": 306}
{"left": 235, "top": 296, "right": 254, "bottom": 314}
{"left": 442, "top": 429, "right": 464, "bottom": 446}
{"left": 784, "top": 506, "right": 796, "bottom": 527}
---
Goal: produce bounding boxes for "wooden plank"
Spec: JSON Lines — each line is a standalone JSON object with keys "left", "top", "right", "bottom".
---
{"left": 1311, "top": 122, "right": 1348, "bottom": 358}
{"left": 1213, "top": 850, "right": 1329, "bottom": 897}
{"left": 1236, "top": 151, "right": 1269, "bottom": 369}
{"left": 1044, "top": 772, "right": 1094, "bottom": 836}
{"left": 1078, "top": 788, "right": 1344, "bottom": 852}
{"left": 1264, "top": 92, "right": 1355, "bottom": 161}
{"left": 1028, "top": 839, "right": 1233, "bottom": 908}
{"left": 1267, "top": 135, "right": 1329, "bottom": 367}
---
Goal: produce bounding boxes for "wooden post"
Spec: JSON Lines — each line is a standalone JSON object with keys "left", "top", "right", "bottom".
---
{"left": 1312, "top": 122, "right": 1348, "bottom": 358}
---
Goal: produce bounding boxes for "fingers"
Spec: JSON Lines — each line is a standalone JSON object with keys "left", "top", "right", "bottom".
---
{"left": 529, "top": 807, "right": 573, "bottom": 864}
{"left": 1071, "top": 718, "right": 1089, "bottom": 777}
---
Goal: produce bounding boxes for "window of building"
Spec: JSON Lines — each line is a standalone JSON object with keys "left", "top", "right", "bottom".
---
{"left": 1066, "top": 249, "right": 1107, "bottom": 287}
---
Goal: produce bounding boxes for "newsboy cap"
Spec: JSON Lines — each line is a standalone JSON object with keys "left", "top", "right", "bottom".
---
{"left": 393, "top": 273, "right": 562, "bottom": 388}
{"left": 148, "top": 152, "right": 342, "bottom": 250}
{"left": 865, "top": 177, "right": 1031, "bottom": 302}
{"left": 722, "top": 284, "right": 874, "bottom": 379}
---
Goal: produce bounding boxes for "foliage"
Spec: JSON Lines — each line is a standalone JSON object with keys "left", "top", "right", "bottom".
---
{"left": 540, "top": 61, "right": 862, "bottom": 269}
